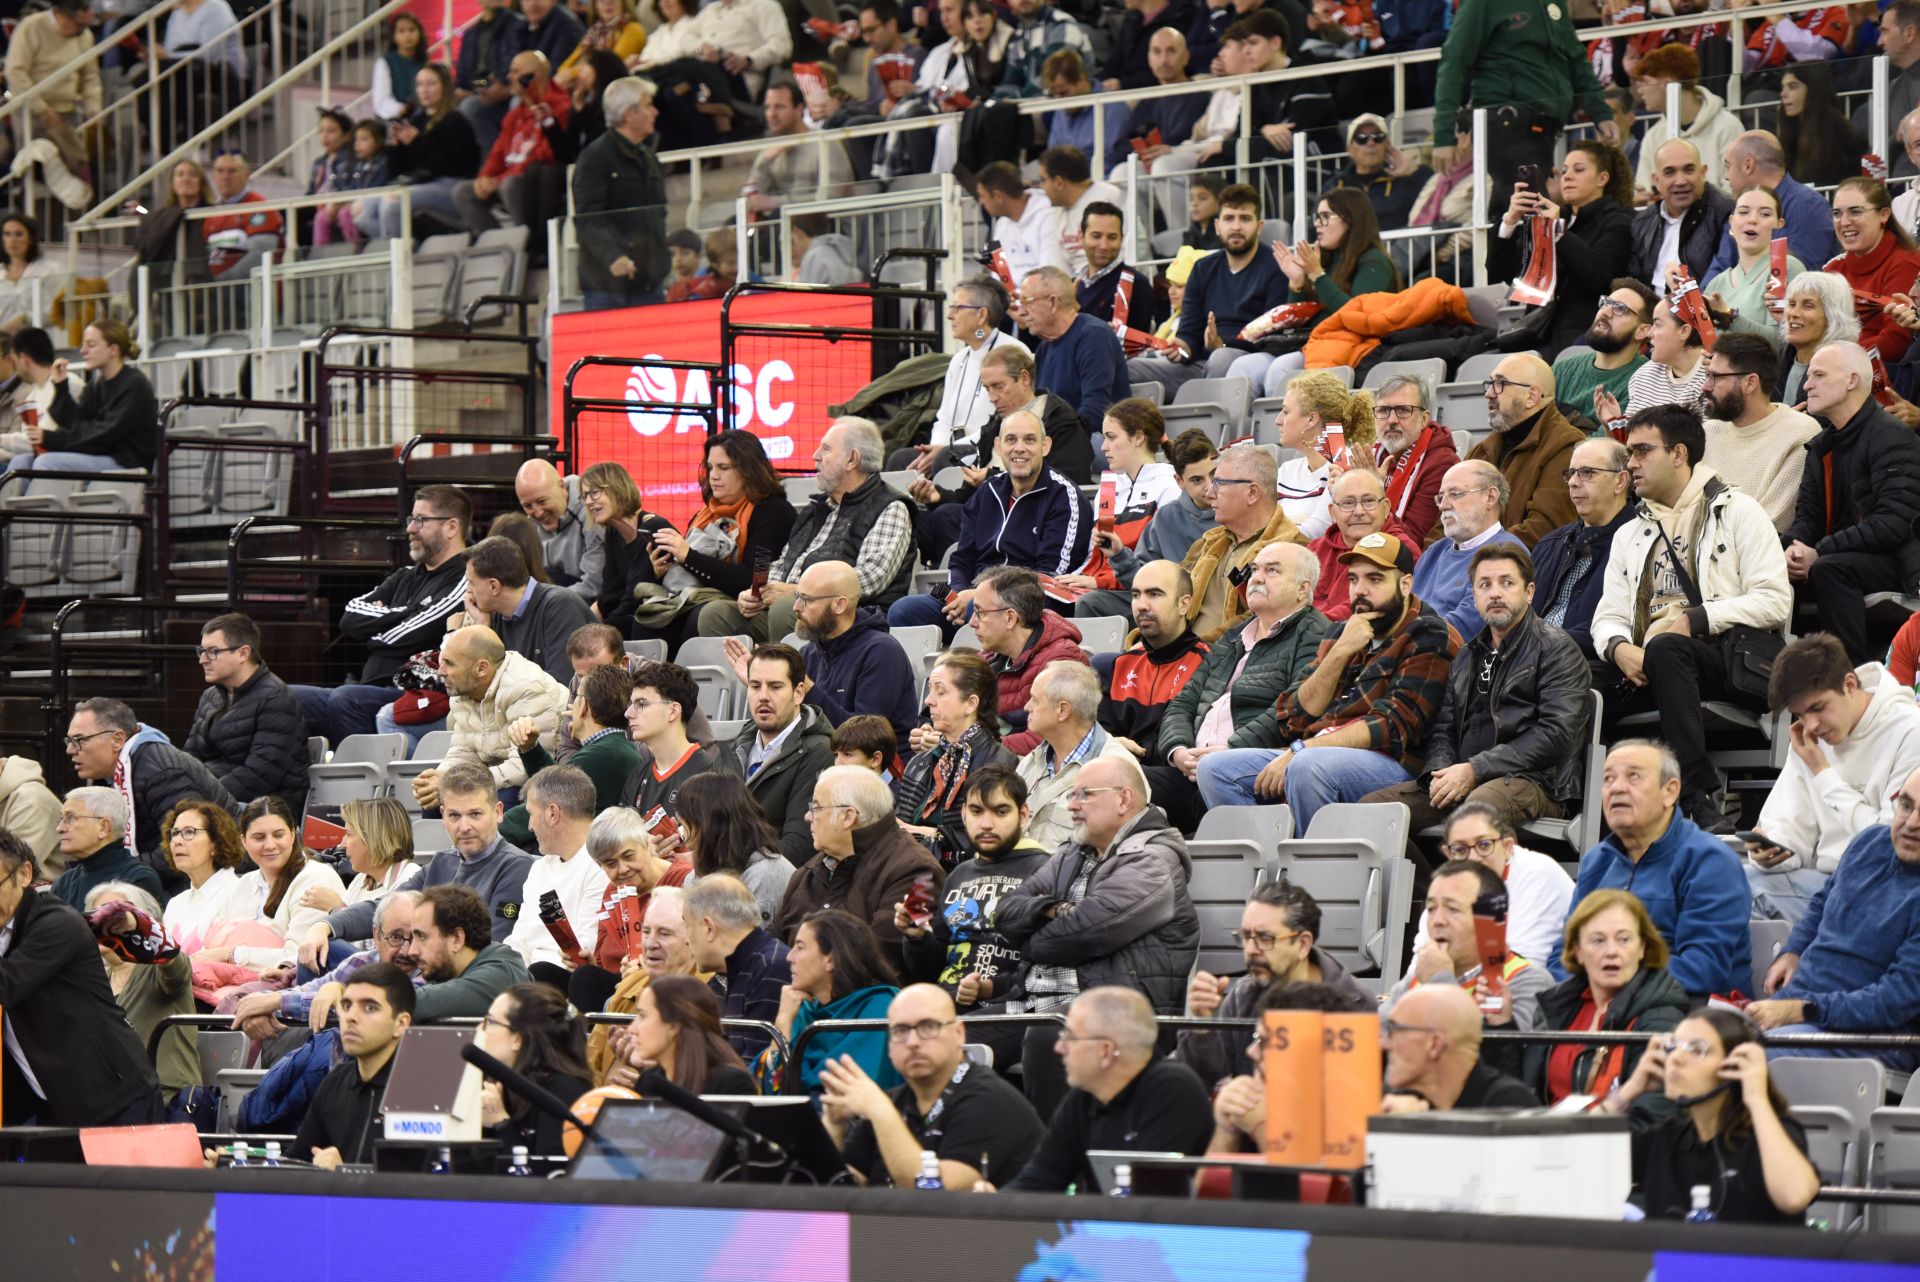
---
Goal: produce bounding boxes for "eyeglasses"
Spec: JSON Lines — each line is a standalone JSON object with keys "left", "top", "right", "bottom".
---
{"left": 1481, "top": 377, "right": 1537, "bottom": 396}
{"left": 1230, "top": 928, "right": 1302, "bottom": 950}
{"left": 1351, "top": 131, "right": 1387, "bottom": 145}
{"left": 405, "top": 514, "right": 456, "bottom": 528}
{"left": 791, "top": 592, "right": 843, "bottom": 607}
{"left": 1437, "top": 484, "right": 1494, "bottom": 503}
{"left": 1312, "top": 210, "right": 1338, "bottom": 224}
{"left": 580, "top": 485, "right": 605, "bottom": 500}
{"left": 1701, "top": 369, "right": 1748, "bottom": 383}
{"left": 1595, "top": 296, "right": 1639, "bottom": 319}
{"left": 1830, "top": 206, "right": 1874, "bottom": 221}
{"left": 380, "top": 929, "right": 412, "bottom": 948}
{"left": 56, "top": 812, "right": 105, "bottom": 827}
{"left": 1659, "top": 1036, "right": 1715, "bottom": 1060}
{"left": 1331, "top": 495, "right": 1383, "bottom": 512}
{"left": 482, "top": 1014, "right": 513, "bottom": 1033}
{"left": 195, "top": 645, "right": 241, "bottom": 660}
{"left": 1372, "top": 404, "right": 1424, "bottom": 421}
{"left": 1625, "top": 442, "right": 1670, "bottom": 458}
{"left": 168, "top": 826, "right": 205, "bottom": 842}
{"left": 1054, "top": 1031, "right": 1114, "bottom": 1047}
{"left": 1383, "top": 1019, "right": 1439, "bottom": 1037}
{"left": 803, "top": 801, "right": 857, "bottom": 817}
{"left": 887, "top": 1018, "right": 957, "bottom": 1043}
{"left": 1016, "top": 294, "right": 1055, "bottom": 309}
{"left": 1067, "top": 786, "right": 1124, "bottom": 803}
{"left": 1442, "top": 836, "right": 1504, "bottom": 859}
{"left": 1205, "top": 476, "right": 1259, "bottom": 492}
{"left": 628, "top": 698, "right": 664, "bottom": 712}
{"left": 63, "top": 729, "right": 118, "bottom": 750}
{"left": 1561, "top": 466, "right": 1626, "bottom": 482}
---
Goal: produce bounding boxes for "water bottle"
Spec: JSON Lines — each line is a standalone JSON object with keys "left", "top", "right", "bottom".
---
{"left": 1685, "top": 1184, "right": 1716, "bottom": 1223}
{"left": 428, "top": 1145, "right": 454, "bottom": 1175}
{"left": 507, "top": 1146, "right": 533, "bottom": 1177}
{"left": 1110, "top": 1164, "right": 1133, "bottom": 1198}
{"left": 914, "top": 1150, "right": 943, "bottom": 1191}
{"left": 229, "top": 1142, "right": 250, "bottom": 1169}
{"left": 261, "top": 1142, "right": 283, "bottom": 1169}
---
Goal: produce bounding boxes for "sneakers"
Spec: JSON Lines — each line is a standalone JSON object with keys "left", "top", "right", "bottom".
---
{"left": 1685, "top": 793, "right": 1737, "bottom": 835}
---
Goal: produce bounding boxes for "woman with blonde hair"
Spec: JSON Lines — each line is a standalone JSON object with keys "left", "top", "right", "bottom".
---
{"left": 578, "top": 460, "right": 673, "bottom": 635}
{"left": 4, "top": 317, "right": 158, "bottom": 486}
{"left": 1272, "top": 371, "right": 1377, "bottom": 540}
{"left": 296, "top": 797, "right": 418, "bottom": 962}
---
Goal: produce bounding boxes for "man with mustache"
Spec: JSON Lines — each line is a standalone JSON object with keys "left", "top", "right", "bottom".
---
{"left": 1195, "top": 532, "right": 1459, "bottom": 832}
{"left": 1550, "top": 282, "right": 1654, "bottom": 426}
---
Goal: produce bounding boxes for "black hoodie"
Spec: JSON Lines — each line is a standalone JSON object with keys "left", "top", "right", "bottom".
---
{"left": 802, "top": 607, "right": 922, "bottom": 746}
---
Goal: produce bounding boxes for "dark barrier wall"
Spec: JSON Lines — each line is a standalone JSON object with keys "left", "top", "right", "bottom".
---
{"left": 4, "top": 1166, "right": 1920, "bottom": 1281}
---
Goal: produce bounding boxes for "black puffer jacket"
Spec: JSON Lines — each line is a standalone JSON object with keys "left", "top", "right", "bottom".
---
{"left": 128, "top": 740, "right": 238, "bottom": 893}
{"left": 184, "top": 666, "right": 311, "bottom": 813}
{"left": 1784, "top": 398, "right": 1920, "bottom": 594}
{"left": 1424, "top": 608, "right": 1591, "bottom": 805}
{"left": 996, "top": 805, "right": 1199, "bottom": 1014}
{"left": 1625, "top": 185, "right": 1733, "bottom": 288}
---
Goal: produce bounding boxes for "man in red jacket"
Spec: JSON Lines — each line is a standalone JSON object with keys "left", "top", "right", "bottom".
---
{"left": 451, "top": 49, "right": 573, "bottom": 259}
{"left": 975, "top": 567, "right": 1092, "bottom": 755}
{"left": 1311, "top": 468, "right": 1422, "bottom": 621}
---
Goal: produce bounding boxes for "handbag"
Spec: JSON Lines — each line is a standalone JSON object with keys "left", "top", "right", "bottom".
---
{"left": 1649, "top": 506, "right": 1783, "bottom": 705}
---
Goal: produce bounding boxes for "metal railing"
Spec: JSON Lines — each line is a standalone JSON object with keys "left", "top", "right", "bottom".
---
{"left": 779, "top": 1013, "right": 1068, "bottom": 1093}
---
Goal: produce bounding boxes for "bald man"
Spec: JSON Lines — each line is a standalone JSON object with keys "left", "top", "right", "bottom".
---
{"left": 1380, "top": 984, "right": 1538, "bottom": 1112}
{"left": 514, "top": 459, "right": 604, "bottom": 600}
{"left": 451, "top": 48, "right": 572, "bottom": 246}
{"left": 1785, "top": 342, "right": 1920, "bottom": 666}
{"left": 1465, "top": 353, "right": 1582, "bottom": 546}
{"left": 776, "top": 560, "right": 920, "bottom": 745}
{"left": 820, "top": 983, "right": 1045, "bottom": 1190}
{"left": 1098, "top": 559, "right": 1208, "bottom": 755}
{"left": 1705, "top": 131, "right": 1839, "bottom": 276}
{"left": 415, "top": 625, "right": 572, "bottom": 807}
{"left": 1626, "top": 139, "right": 1732, "bottom": 293}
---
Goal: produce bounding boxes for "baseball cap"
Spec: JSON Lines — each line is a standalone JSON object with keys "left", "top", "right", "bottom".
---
{"left": 1347, "top": 113, "right": 1389, "bottom": 144}
{"left": 1337, "top": 531, "right": 1415, "bottom": 575}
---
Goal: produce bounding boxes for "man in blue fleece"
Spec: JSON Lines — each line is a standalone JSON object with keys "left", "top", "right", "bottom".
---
{"left": 1020, "top": 264, "right": 1129, "bottom": 466}
{"left": 1410, "top": 459, "right": 1525, "bottom": 640}
{"left": 1748, "top": 765, "right": 1920, "bottom": 1069}
{"left": 888, "top": 411, "right": 1093, "bottom": 637}
{"left": 1562, "top": 739, "right": 1748, "bottom": 998}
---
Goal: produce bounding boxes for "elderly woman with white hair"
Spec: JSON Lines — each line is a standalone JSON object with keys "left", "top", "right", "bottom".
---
{"left": 571, "top": 74, "right": 669, "bottom": 311}
{"left": 568, "top": 804, "right": 694, "bottom": 1015}
{"left": 1775, "top": 271, "right": 1860, "bottom": 405}
{"left": 85, "top": 881, "right": 201, "bottom": 1119}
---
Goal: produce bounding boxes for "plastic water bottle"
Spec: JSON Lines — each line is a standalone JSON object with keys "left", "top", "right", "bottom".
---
{"left": 428, "top": 1145, "right": 454, "bottom": 1175}
{"left": 914, "top": 1150, "right": 943, "bottom": 1191}
{"left": 1110, "top": 1164, "right": 1133, "bottom": 1198}
{"left": 507, "top": 1146, "right": 533, "bottom": 1177}
{"left": 1685, "top": 1184, "right": 1716, "bottom": 1223}
{"left": 261, "top": 1142, "right": 283, "bottom": 1168}
{"left": 228, "top": 1142, "right": 250, "bottom": 1169}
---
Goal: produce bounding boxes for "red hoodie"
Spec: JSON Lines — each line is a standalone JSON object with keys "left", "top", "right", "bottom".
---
{"left": 1310, "top": 515, "right": 1424, "bottom": 622}
{"left": 480, "top": 83, "right": 572, "bottom": 180}
{"left": 995, "top": 609, "right": 1090, "bottom": 755}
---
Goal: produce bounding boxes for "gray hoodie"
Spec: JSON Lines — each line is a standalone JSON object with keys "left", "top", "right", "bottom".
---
{"left": 326, "top": 835, "right": 534, "bottom": 948}
{"left": 797, "top": 233, "right": 863, "bottom": 286}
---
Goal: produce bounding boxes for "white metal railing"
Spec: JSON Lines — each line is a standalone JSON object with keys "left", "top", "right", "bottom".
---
{"left": 77, "top": 0, "right": 417, "bottom": 224}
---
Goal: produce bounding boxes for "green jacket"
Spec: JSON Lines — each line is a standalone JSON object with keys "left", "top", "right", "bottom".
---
{"left": 1432, "top": 0, "right": 1608, "bottom": 147}
{"left": 413, "top": 941, "right": 533, "bottom": 1023}
{"left": 1288, "top": 247, "right": 1399, "bottom": 315}
{"left": 500, "top": 730, "right": 640, "bottom": 849}
{"left": 1155, "top": 606, "right": 1330, "bottom": 760}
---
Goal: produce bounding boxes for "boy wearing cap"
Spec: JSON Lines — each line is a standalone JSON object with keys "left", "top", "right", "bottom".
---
{"left": 1325, "top": 113, "right": 1431, "bottom": 233}
{"left": 1195, "top": 531, "right": 1460, "bottom": 831}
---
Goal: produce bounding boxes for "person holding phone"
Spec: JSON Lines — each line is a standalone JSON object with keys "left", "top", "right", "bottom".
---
{"left": 451, "top": 50, "right": 574, "bottom": 260}
{"left": 1493, "top": 139, "right": 1636, "bottom": 356}
{"left": 1597, "top": 1009, "right": 1818, "bottom": 1223}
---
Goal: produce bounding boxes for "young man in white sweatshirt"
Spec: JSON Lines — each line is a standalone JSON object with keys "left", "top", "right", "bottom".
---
{"left": 1747, "top": 633, "right": 1920, "bottom": 924}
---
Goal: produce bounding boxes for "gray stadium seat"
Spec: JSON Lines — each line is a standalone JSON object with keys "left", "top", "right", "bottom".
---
{"left": 411, "top": 818, "right": 447, "bottom": 861}
{"left": 1268, "top": 801, "right": 1413, "bottom": 978}
{"left": 1186, "top": 837, "right": 1269, "bottom": 974}
{"left": 1750, "top": 917, "right": 1792, "bottom": 997}
{"left": 307, "top": 733, "right": 409, "bottom": 811}
{"left": 1362, "top": 357, "right": 1449, "bottom": 394}
{"left": 1162, "top": 375, "right": 1254, "bottom": 446}
{"left": 784, "top": 474, "right": 819, "bottom": 505}
{"left": 1075, "top": 615, "right": 1129, "bottom": 655}
{"left": 625, "top": 639, "right": 668, "bottom": 662}
{"left": 678, "top": 635, "right": 750, "bottom": 722}
{"left": 1867, "top": 1107, "right": 1920, "bottom": 1231}
{"left": 1789, "top": 1104, "right": 1862, "bottom": 1229}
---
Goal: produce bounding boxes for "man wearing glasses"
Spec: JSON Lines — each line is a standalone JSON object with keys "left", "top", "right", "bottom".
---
{"left": 229, "top": 890, "right": 423, "bottom": 1046}
{"left": 998, "top": 755, "right": 1198, "bottom": 1111}
{"left": 1379, "top": 983, "right": 1538, "bottom": 1114}
{"left": 1177, "top": 442, "right": 1306, "bottom": 642}
{"left": 1326, "top": 113, "right": 1431, "bottom": 234}
{"left": 292, "top": 485, "right": 474, "bottom": 744}
{"left": 1591, "top": 404, "right": 1790, "bottom": 833}
{"left": 820, "top": 983, "right": 1044, "bottom": 1190}
{"left": 184, "top": 611, "right": 311, "bottom": 817}
{"left": 63, "top": 698, "right": 232, "bottom": 893}
{"left": 1699, "top": 334, "right": 1817, "bottom": 533}
{"left": 1311, "top": 468, "right": 1423, "bottom": 622}
{"left": 772, "top": 766, "right": 943, "bottom": 946}
{"left": 1529, "top": 436, "right": 1636, "bottom": 660}
{"left": 1368, "top": 374, "right": 1458, "bottom": 545}
{"left": 1466, "top": 352, "right": 1582, "bottom": 545}
{"left": 47, "top": 786, "right": 162, "bottom": 910}
{"left": 1407, "top": 459, "right": 1524, "bottom": 639}
{"left": 1550, "top": 282, "right": 1654, "bottom": 422}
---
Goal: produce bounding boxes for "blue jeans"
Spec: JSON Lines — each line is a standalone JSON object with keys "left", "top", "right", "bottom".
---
{"left": 1765, "top": 1021, "right": 1919, "bottom": 1072}
{"left": 374, "top": 698, "right": 444, "bottom": 748}
{"left": 377, "top": 177, "right": 463, "bottom": 239}
{"left": 292, "top": 682, "right": 397, "bottom": 745}
{"left": 1195, "top": 745, "right": 1413, "bottom": 834}
{"left": 1746, "top": 865, "right": 1830, "bottom": 928}
{"left": 887, "top": 592, "right": 969, "bottom": 639}
{"left": 4, "top": 450, "right": 124, "bottom": 491}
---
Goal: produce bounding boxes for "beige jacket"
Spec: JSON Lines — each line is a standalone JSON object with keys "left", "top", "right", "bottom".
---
{"left": 3, "top": 11, "right": 102, "bottom": 117}
{"left": 0, "top": 755, "right": 62, "bottom": 874}
{"left": 1015, "top": 724, "right": 1139, "bottom": 851}
{"left": 444, "top": 651, "right": 572, "bottom": 789}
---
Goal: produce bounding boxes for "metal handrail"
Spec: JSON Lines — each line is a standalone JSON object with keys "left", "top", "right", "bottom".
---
{"left": 225, "top": 513, "right": 404, "bottom": 601}
{"left": 0, "top": 0, "right": 185, "bottom": 124}
{"left": 780, "top": 1012, "right": 1067, "bottom": 1094}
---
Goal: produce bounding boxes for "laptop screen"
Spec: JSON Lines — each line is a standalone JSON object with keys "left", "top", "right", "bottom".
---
{"left": 567, "top": 1099, "right": 731, "bottom": 1183}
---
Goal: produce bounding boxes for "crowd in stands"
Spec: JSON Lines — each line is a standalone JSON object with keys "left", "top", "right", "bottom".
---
{"left": 15, "top": 0, "right": 1920, "bottom": 1230}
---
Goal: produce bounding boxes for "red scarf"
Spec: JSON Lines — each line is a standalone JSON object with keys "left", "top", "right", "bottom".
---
{"left": 1379, "top": 424, "right": 1440, "bottom": 520}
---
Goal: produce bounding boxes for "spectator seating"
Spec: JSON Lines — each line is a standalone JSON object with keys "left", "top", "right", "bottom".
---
{"left": 1188, "top": 834, "right": 1270, "bottom": 974}
{"left": 411, "top": 818, "right": 447, "bottom": 859}
{"left": 1265, "top": 801, "right": 1413, "bottom": 983}
{"left": 1868, "top": 1099, "right": 1920, "bottom": 1231}
{"left": 677, "top": 635, "right": 750, "bottom": 721}
{"left": 1750, "top": 917, "right": 1793, "bottom": 998}
{"left": 387, "top": 731, "right": 455, "bottom": 816}
{"left": 1161, "top": 376, "right": 1253, "bottom": 447}
{"left": 305, "top": 733, "right": 409, "bottom": 816}
{"left": 1075, "top": 615, "right": 1129, "bottom": 657}
{"left": 1791, "top": 1104, "right": 1865, "bottom": 1229}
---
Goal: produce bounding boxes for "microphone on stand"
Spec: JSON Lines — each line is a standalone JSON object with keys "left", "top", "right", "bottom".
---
{"left": 460, "top": 1042, "right": 594, "bottom": 1135}
{"left": 638, "top": 1067, "right": 787, "bottom": 1161}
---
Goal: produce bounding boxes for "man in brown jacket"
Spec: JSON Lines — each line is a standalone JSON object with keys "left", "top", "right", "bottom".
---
{"left": 772, "top": 765, "right": 944, "bottom": 946}
{"left": 1467, "top": 353, "right": 1582, "bottom": 546}
{"left": 1181, "top": 443, "right": 1307, "bottom": 641}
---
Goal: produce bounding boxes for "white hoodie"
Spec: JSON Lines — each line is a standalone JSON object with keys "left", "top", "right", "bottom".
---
{"left": 1756, "top": 664, "right": 1920, "bottom": 874}
{"left": 1635, "top": 84, "right": 1744, "bottom": 195}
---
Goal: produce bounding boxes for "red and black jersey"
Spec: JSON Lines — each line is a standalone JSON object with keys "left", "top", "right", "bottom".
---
{"left": 1099, "top": 630, "right": 1210, "bottom": 748}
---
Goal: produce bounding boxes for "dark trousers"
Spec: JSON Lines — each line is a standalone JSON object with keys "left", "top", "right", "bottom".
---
{"left": 568, "top": 963, "right": 622, "bottom": 1015}
{"left": 1360, "top": 775, "right": 1561, "bottom": 868}
{"left": 1808, "top": 551, "right": 1907, "bottom": 665}
{"left": 1020, "top": 1024, "right": 1069, "bottom": 1118}
{"left": 1143, "top": 762, "right": 1206, "bottom": 834}
{"left": 1483, "top": 109, "right": 1563, "bottom": 283}
{"left": 1596, "top": 631, "right": 1727, "bottom": 801}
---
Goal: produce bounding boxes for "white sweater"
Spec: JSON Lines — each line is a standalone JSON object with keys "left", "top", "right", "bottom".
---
{"left": 930, "top": 331, "right": 1030, "bottom": 449}
{"left": 1756, "top": 664, "right": 1920, "bottom": 874}
{"left": 1406, "top": 845, "right": 1575, "bottom": 974}
{"left": 335, "top": 861, "right": 421, "bottom": 945}
{"left": 232, "top": 859, "right": 347, "bottom": 971}
{"left": 161, "top": 866, "right": 250, "bottom": 956}
{"left": 506, "top": 846, "right": 612, "bottom": 971}
{"left": 992, "top": 192, "right": 1067, "bottom": 283}
{"left": 1276, "top": 455, "right": 1333, "bottom": 540}
{"left": 689, "top": 0, "right": 791, "bottom": 71}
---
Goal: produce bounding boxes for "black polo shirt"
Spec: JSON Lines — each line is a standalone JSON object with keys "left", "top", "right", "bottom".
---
{"left": 1454, "top": 1062, "right": 1541, "bottom": 1110}
{"left": 841, "top": 1061, "right": 1045, "bottom": 1188}
{"left": 289, "top": 1051, "right": 394, "bottom": 1165}
{"left": 1635, "top": 1112, "right": 1811, "bottom": 1225}
{"left": 1005, "top": 1059, "right": 1214, "bottom": 1193}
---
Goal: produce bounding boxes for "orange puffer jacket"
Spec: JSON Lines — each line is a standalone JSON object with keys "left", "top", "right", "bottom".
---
{"left": 1302, "top": 277, "right": 1475, "bottom": 371}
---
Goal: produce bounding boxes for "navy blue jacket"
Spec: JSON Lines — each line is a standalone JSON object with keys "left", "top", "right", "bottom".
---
{"left": 1526, "top": 502, "right": 1637, "bottom": 660}
{"left": 1177, "top": 246, "right": 1291, "bottom": 356}
{"left": 1034, "top": 312, "right": 1130, "bottom": 440}
{"left": 454, "top": 9, "right": 525, "bottom": 93}
{"left": 803, "top": 607, "right": 921, "bottom": 747}
{"left": 951, "top": 467, "right": 1094, "bottom": 589}
{"left": 1781, "top": 825, "right": 1920, "bottom": 1034}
